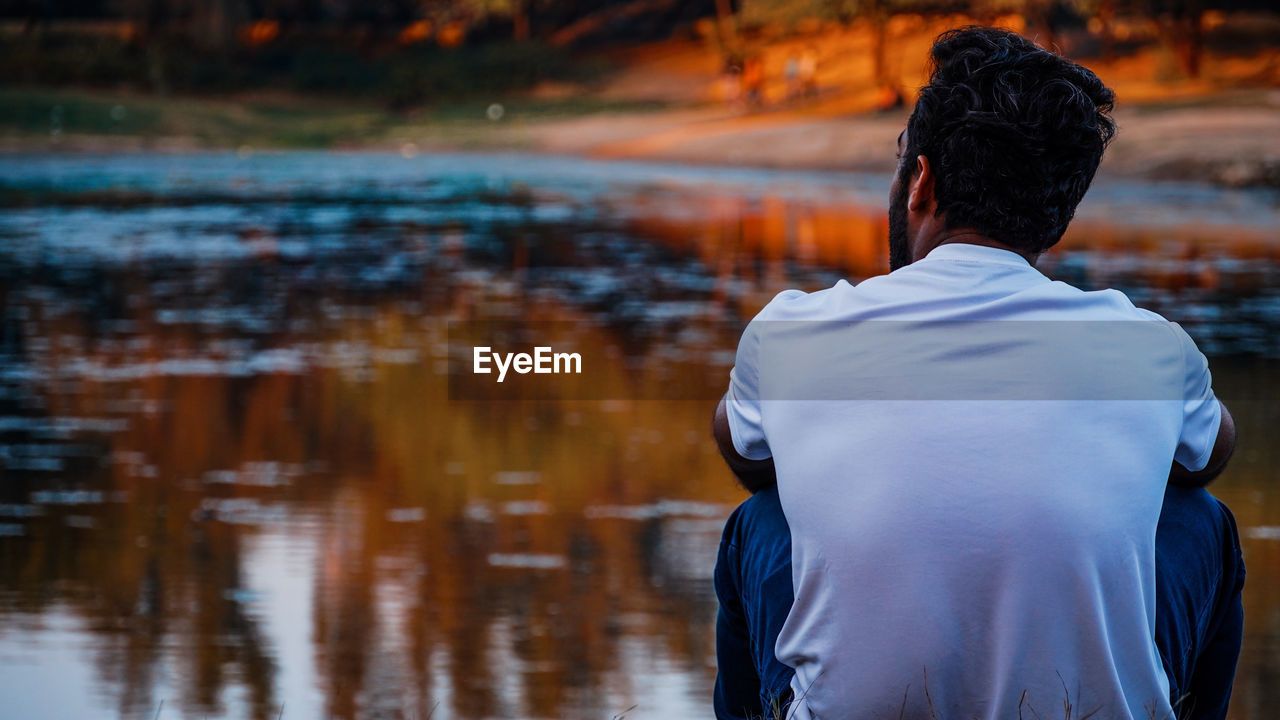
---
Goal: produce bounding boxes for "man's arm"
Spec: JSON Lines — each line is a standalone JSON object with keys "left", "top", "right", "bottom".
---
{"left": 713, "top": 393, "right": 776, "bottom": 493}
{"left": 1169, "top": 401, "right": 1237, "bottom": 488}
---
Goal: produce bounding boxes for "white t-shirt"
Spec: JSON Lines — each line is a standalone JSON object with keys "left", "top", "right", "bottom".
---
{"left": 725, "top": 243, "right": 1221, "bottom": 720}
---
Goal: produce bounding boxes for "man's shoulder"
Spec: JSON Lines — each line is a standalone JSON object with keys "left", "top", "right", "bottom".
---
{"left": 977, "top": 279, "right": 1202, "bottom": 370}
{"left": 753, "top": 281, "right": 854, "bottom": 322}
{"left": 750, "top": 273, "right": 1180, "bottom": 327}
{"left": 1021, "top": 279, "right": 1173, "bottom": 322}
{"left": 752, "top": 271, "right": 947, "bottom": 321}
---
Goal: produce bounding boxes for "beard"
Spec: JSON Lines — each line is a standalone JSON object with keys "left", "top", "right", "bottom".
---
{"left": 887, "top": 168, "right": 912, "bottom": 271}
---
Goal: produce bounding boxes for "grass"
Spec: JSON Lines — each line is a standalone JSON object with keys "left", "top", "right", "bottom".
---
{"left": 0, "top": 87, "right": 387, "bottom": 148}
{"left": 0, "top": 87, "right": 671, "bottom": 150}
{"left": 0, "top": 34, "right": 669, "bottom": 150}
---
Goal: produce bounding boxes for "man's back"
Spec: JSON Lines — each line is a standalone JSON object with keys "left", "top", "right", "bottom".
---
{"left": 725, "top": 244, "right": 1221, "bottom": 719}
{"left": 713, "top": 28, "right": 1240, "bottom": 720}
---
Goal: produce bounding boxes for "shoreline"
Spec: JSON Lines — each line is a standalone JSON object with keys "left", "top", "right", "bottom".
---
{"left": 2, "top": 88, "right": 1279, "bottom": 189}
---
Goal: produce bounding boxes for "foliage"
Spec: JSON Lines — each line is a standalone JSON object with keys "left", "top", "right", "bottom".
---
{"left": 0, "top": 33, "right": 601, "bottom": 106}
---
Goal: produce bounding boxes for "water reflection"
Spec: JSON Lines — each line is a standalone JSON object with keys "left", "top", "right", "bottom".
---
{"left": 0, "top": 152, "right": 1277, "bottom": 719}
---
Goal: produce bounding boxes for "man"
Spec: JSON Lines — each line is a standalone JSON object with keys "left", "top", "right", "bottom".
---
{"left": 712, "top": 27, "right": 1244, "bottom": 720}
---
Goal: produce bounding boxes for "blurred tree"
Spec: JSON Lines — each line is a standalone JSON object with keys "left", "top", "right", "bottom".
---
{"left": 1140, "top": 0, "right": 1207, "bottom": 76}
{"left": 200, "top": 0, "right": 250, "bottom": 53}
{"left": 1109, "top": 0, "right": 1276, "bottom": 77}
{"left": 4, "top": 0, "right": 1277, "bottom": 91}
{"left": 738, "top": 0, "right": 941, "bottom": 87}
{"left": 715, "top": 0, "right": 739, "bottom": 50}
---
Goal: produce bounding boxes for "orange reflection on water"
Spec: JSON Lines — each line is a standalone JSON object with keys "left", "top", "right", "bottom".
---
{"left": 1, "top": 160, "right": 1278, "bottom": 719}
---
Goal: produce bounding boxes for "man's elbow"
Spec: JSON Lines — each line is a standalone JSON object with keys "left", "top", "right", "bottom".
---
{"left": 712, "top": 394, "right": 777, "bottom": 493}
{"left": 1169, "top": 402, "right": 1237, "bottom": 488}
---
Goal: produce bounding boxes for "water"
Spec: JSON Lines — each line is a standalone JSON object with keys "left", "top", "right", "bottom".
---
{"left": 0, "top": 151, "right": 1277, "bottom": 720}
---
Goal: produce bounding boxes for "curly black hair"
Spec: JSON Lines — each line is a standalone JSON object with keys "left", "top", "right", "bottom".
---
{"left": 904, "top": 27, "right": 1116, "bottom": 254}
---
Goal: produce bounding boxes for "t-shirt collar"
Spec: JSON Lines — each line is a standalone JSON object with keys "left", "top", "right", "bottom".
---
{"left": 922, "top": 242, "right": 1033, "bottom": 268}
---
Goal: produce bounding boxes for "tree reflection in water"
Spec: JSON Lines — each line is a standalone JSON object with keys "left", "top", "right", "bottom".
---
{"left": 0, "top": 154, "right": 1277, "bottom": 718}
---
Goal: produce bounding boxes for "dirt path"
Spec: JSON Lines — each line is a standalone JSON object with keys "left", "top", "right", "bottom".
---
{"left": 519, "top": 97, "right": 1280, "bottom": 187}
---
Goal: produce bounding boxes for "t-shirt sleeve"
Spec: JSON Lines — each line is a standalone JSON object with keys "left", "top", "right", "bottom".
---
{"left": 725, "top": 313, "right": 772, "bottom": 461}
{"left": 1172, "top": 322, "right": 1222, "bottom": 472}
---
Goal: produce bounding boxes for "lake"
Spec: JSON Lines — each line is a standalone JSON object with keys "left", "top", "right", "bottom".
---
{"left": 0, "top": 151, "right": 1277, "bottom": 719}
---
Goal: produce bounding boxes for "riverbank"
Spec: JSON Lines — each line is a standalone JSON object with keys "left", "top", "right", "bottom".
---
{"left": 4, "top": 85, "right": 1279, "bottom": 190}
{"left": 3, "top": 25, "right": 1279, "bottom": 188}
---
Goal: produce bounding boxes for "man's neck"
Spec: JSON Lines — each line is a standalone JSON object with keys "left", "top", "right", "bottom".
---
{"left": 921, "top": 231, "right": 1039, "bottom": 266}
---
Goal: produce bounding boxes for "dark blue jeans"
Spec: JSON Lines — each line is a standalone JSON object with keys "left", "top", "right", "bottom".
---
{"left": 713, "top": 484, "right": 1246, "bottom": 720}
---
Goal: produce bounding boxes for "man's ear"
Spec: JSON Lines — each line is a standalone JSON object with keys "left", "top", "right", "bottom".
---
{"left": 907, "top": 155, "right": 934, "bottom": 213}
